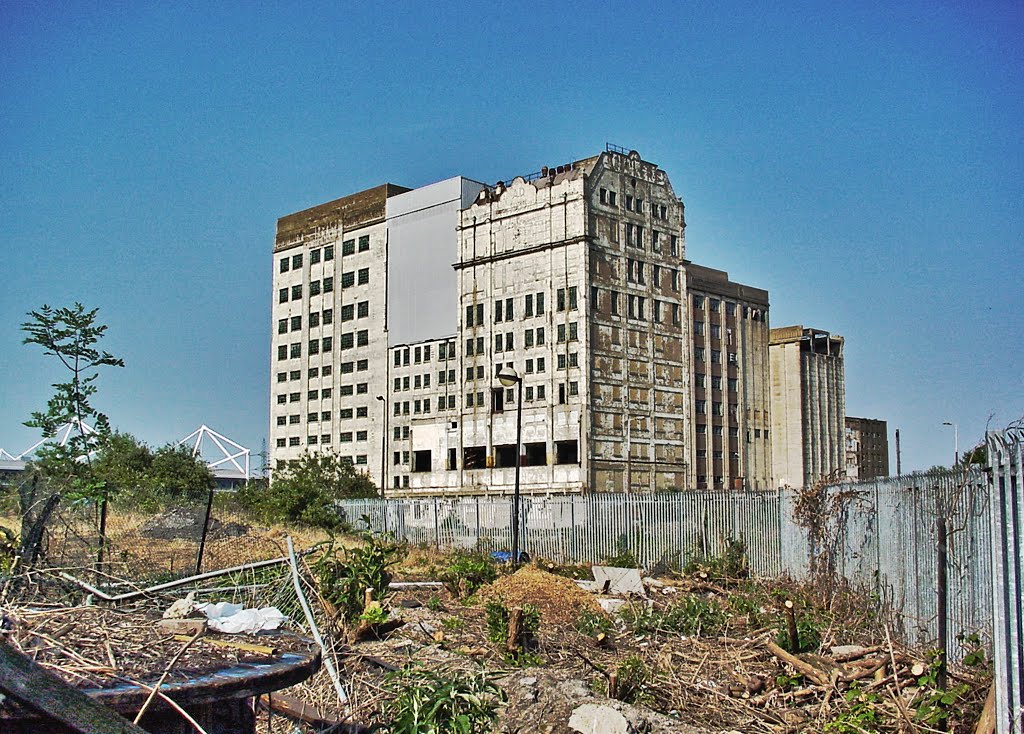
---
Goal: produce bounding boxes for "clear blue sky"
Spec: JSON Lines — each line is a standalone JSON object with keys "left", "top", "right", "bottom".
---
{"left": 1, "top": 1, "right": 1020, "bottom": 473}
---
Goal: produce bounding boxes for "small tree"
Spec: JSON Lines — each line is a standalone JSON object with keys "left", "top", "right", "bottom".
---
{"left": 236, "top": 451, "right": 378, "bottom": 529}
{"left": 19, "top": 304, "right": 123, "bottom": 565}
{"left": 91, "top": 433, "right": 214, "bottom": 508}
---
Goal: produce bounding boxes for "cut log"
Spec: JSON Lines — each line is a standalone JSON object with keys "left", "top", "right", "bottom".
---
{"left": 762, "top": 639, "right": 830, "bottom": 687}
{"left": 973, "top": 684, "right": 996, "bottom": 734}
{"left": 259, "top": 692, "right": 340, "bottom": 726}
{"left": 506, "top": 607, "right": 524, "bottom": 652}
{"left": 784, "top": 600, "right": 799, "bottom": 652}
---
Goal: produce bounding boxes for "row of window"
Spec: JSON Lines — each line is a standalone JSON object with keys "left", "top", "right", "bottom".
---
{"left": 276, "top": 331, "right": 370, "bottom": 359}
{"left": 276, "top": 303, "right": 371, "bottom": 335}
{"left": 694, "top": 347, "right": 739, "bottom": 365}
{"left": 277, "top": 269, "right": 369, "bottom": 304}
{"left": 692, "top": 295, "right": 767, "bottom": 322}
{"left": 467, "top": 287, "right": 584, "bottom": 330}
{"left": 276, "top": 361, "right": 373, "bottom": 383}
{"left": 626, "top": 259, "right": 682, "bottom": 292}
{"left": 598, "top": 188, "right": 671, "bottom": 222}
{"left": 694, "top": 374, "right": 738, "bottom": 391}
{"left": 392, "top": 341, "right": 456, "bottom": 367}
{"left": 595, "top": 289, "right": 683, "bottom": 325}
{"left": 277, "top": 236, "right": 372, "bottom": 274}
{"left": 274, "top": 405, "right": 371, "bottom": 426}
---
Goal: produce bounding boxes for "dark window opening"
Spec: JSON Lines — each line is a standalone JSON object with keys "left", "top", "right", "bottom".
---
{"left": 555, "top": 440, "right": 579, "bottom": 465}
{"left": 412, "top": 450, "right": 431, "bottom": 472}
{"left": 463, "top": 446, "right": 486, "bottom": 469}
{"left": 447, "top": 448, "right": 457, "bottom": 470}
{"left": 494, "top": 444, "right": 517, "bottom": 468}
{"left": 491, "top": 387, "right": 504, "bottom": 413}
{"left": 524, "top": 442, "right": 546, "bottom": 466}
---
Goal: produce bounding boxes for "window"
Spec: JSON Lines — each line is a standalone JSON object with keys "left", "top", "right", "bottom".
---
{"left": 611, "top": 291, "right": 620, "bottom": 316}
{"left": 357, "top": 268, "right": 369, "bottom": 285}
{"left": 289, "top": 414, "right": 300, "bottom": 424}
{"left": 309, "top": 280, "right": 321, "bottom": 297}
{"left": 711, "top": 375, "right": 722, "bottom": 389}
{"left": 525, "top": 358, "right": 534, "bottom": 374}
{"left": 358, "top": 235, "right": 370, "bottom": 252}
{"left": 309, "top": 312, "right": 320, "bottom": 328}
{"left": 653, "top": 300, "right": 662, "bottom": 323}
{"left": 557, "top": 288, "right": 566, "bottom": 311}
{"left": 695, "top": 346, "right": 705, "bottom": 361}
{"left": 324, "top": 244, "right": 334, "bottom": 260}
{"left": 608, "top": 191, "right": 617, "bottom": 206}
{"left": 696, "top": 400, "right": 707, "bottom": 414}
{"left": 322, "top": 336, "right": 333, "bottom": 352}
{"left": 710, "top": 298, "right": 720, "bottom": 312}
{"left": 505, "top": 297, "right": 513, "bottom": 320}
{"left": 536, "top": 327, "right": 545, "bottom": 345}
{"left": 279, "top": 257, "right": 289, "bottom": 273}
{"left": 309, "top": 339, "right": 320, "bottom": 355}
{"left": 569, "top": 322, "right": 578, "bottom": 341}
{"left": 557, "top": 324, "right": 566, "bottom": 343}
{"left": 423, "top": 345, "right": 431, "bottom": 360}
{"left": 291, "top": 284, "right": 302, "bottom": 300}
{"left": 524, "top": 330, "right": 534, "bottom": 348}
{"left": 494, "top": 299, "right": 503, "bottom": 322}
{"left": 652, "top": 230, "right": 660, "bottom": 252}
{"left": 672, "top": 303, "right": 681, "bottom": 326}
{"left": 292, "top": 254, "right": 303, "bottom": 269}
{"left": 726, "top": 302, "right": 737, "bottom": 316}
{"left": 307, "top": 435, "right": 318, "bottom": 445}
{"left": 558, "top": 354, "right": 566, "bottom": 370}
{"left": 555, "top": 440, "right": 579, "bottom": 464}
{"left": 277, "top": 372, "right": 287, "bottom": 383}
{"left": 568, "top": 286, "right": 578, "bottom": 310}
{"left": 277, "top": 394, "right": 287, "bottom": 404}
{"left": 291, "top": 369, "right": 302, "bottom": 379}
{"left": 711, "top": 324, "right": 721, "bottom": 339}
{"left": 625, "top": 194, "right": 633, "bottom": 211}
{"left": 711, "top": 349, "right": 721, "bottom": 364}
{"left": 695, "top": 373, "right": 706, "bottom": 388}
{"left": 505, "top": 332, "right": 513, "bottom": 350}
{"left": 278, "top": 288, "right": 288, "bottom": 304}
{"left": 356, "top": 406, "right": 367, "bottom": 418}
{"left": 671, "top": 270, "right": 680, "bottom": 292}
{"left": 289, "top": 437, "right": 300, "bottom": 447}
{"left": 670, "top": 235, "right": 679, "bottom": 257}
{"left": 694, "top": 320, "right": 704, "bottom": 336}
{"left": 323, "top": 276, "right": 333, "bottom": 293}
{"left": 569, "top": 352, "right": 578, "bottom": 367}
{"left": 323, "top": 309, "right": 333, "bottom": 325}
{"left": 357, "top": 330, "right": 368, "bottom": 346}
{"left": 290, "top": 343, "right": 301, "bottom": 358}
{"left": 525, "top": 293, "right": 533, "bottom": 316}
{"left": 278, "top": 319, "right": 287, "bottom": 334}
{"left": 340, "top": 361, "right": 354, "bottom": 374}
{"left": 342, "top": 239, "right": 355, "bottom": 256}
{"left": 536, "top": 292, "right": 545, "bottom": 315}
{"left": 537, "top": 357, "right": 545, "bottom": 372}
{"left": 341, "top": 271, "right": 355, "bottom": 288}
{"left": 494, "top": 334, "right": 503, "bottom": 353}
{"left": 600, "top": 187, "right": 607, "bottom": 204}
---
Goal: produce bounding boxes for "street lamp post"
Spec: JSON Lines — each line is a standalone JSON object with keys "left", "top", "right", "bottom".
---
{"left": 942, "top": 421, "right": 959, "bottom": 467}
{"left": 497, "top": 367, "right": 523, "bottom": 566}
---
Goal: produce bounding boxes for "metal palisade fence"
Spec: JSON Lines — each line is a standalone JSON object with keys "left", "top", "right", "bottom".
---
{"left": 342, "top": 449, "right": 1018, "bottom": 684}
{"left": 987, "top": 425, "right": 1024, "bottom": 734}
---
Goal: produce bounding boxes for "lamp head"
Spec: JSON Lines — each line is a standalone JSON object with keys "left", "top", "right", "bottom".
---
{"left": 496, "top": 367, "right": 521, "bottom": 387}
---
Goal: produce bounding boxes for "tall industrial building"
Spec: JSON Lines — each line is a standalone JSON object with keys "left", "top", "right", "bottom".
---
{"left": 769, "top": 326, "right": 846, "bottom": 488}
{"left": 845, "top": 417, "right": 889, "bottom": 480}
{"left": 270, "top": 147, "right": 776, "bottom": 493}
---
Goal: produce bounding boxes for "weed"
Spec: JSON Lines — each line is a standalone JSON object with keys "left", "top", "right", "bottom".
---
{"left": 441, "top": 616, "right": 465, "bottom": 631}
{"left": 484, "top": 599, "right": 540, "bottom": 664}
{"left": 313, "top": 534, "right": 404, "bottom": 621}
{"left": 359, "top": 606, "right": 389, "bottom": 625}
{"left": 912, "top": 650, "right": 971, "bottom": 727}
{"left": 615, "top": 654, "right": 654, "bottom": 706}
{"left": 602, "top": 534, "right": 639, "bottom": 569}
{"left": 774, "top": 615, "right": 822, "bottom": 653}
{"left": 382, "top": 665, "right": 505, "bottom": 734}
{"left": 683, "top": 536, "right": 748, "bottom": 580}
{"left": 621, "top": 596, "right": 727, "bottom": 638}
{"left": 775, "top": 673, "right": 804, "bottom": 691}
{"left": 824, "top": 684, "right": 880, "bottom": 733}
{"left": 440, "top": 550, "right": 497, "bottom": 598}
{"left": 426, "top": 594, "right": 444, "bottom": 612}
{"left": 575, "top": 609, "right": 613, "bottom": 637}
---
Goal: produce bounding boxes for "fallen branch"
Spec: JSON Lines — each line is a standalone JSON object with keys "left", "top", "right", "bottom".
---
{"left": 762, "top": 639, "right": 831, "bottom": 687}
{"left": 133, "top": 628, "right": 204, "bottom": 724}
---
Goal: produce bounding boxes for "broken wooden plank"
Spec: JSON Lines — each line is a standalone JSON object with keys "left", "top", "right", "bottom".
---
{"left": 259, "top": 692, "right": 339, "bottom": 726}
{"left": 172, "top": 634, "right": 276, "bottom": 655}
{"left": 0, "top": 638, "right": 149, "bottom": 734}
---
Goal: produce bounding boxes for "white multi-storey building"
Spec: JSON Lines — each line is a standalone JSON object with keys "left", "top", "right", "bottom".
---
{"left": 270, "top": 147, "right": 785, "bottom": 494}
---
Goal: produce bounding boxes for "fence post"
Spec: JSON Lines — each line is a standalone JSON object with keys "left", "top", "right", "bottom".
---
{"left": 95, "top": 494, "right": 109, "bottom": 578}
{"left": 195, "top": 488, "right": 215, "bottom": 575}
{"left": 936, "top": 515, "right": 949, "bottom": 702}
{"left": 433, "top": 497, "right": 440, "bottom": 549}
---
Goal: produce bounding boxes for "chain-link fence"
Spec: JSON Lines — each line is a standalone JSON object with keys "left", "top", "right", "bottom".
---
{"left": 0, "top": 479, "right": 296, "bottom": 585}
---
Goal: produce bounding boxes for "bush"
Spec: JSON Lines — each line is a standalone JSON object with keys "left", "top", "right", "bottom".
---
{"left": 234, "top": 451, "right": 377, "bottom": 529}
{"left": 621, "top": 595, "right": 727, "bottom": 638}
{"left": 440, "top": 550, "right": 497, "bottom": 598}
{"left": 683, "top": 536, "right": 748, "bottom": 580}
{"left": 314, "top": 534, "right": 404, "bottom": 621}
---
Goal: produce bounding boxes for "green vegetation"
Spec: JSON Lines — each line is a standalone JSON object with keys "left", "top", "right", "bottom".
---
{"left": 684, "top": 536, "right": 748, "bottom": 579}
{"left": 621, "top": 595, "right": 727, "bottom": 638}
{"left": 382, "top": 666, "right": 505, "bottom": 734}
{"left": 313, "top": 534, "right": 404, "bottom": 621}
{"left": 614, "top": 654, "right": 654, "bottom": 706}
{"left": 234, "top": 450, "right": 377, "bottom": 529}
{"left": 19, "top": 303, "right": 123, "bottom": 566}
{"left": 484, "top": 599, "right": 541, "bottom": 664}
{"left": 824, "top": 684, "right": 881, "bottom": 734}
{"left": 93, "top": 432, "right": 214, "bottom": 509}
{"left": 439, "top": 550, "right": 497, "bottom": 598}
{"left": 602, "top": 534, "right": 639, "bottom": 569}
{"left": 574, "top": 609, "right": 613, "bottom": 637}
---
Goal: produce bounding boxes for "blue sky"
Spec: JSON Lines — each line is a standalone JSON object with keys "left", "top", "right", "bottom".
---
{"left": 1, "top": 1, "right": 1020, "bottom": 472}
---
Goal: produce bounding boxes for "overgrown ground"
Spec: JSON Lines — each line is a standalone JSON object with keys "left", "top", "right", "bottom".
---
{"left": 0, "top": 518, "right": 993, "bottom": 734}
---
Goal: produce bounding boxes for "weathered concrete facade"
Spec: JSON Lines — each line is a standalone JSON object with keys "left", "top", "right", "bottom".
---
{"left": 686, "top": 264, "right": 772, "bottom": 490}
{"left": 845, "top": 416, "right": 889, "bottom": 480}
{"left": 769, "top": 326, "right": 846, "bottom": 488}
{"left": 270, "top": 148, "right": 807, "bottom": 494}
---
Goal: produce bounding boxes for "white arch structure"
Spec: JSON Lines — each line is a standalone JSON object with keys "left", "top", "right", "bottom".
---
{"left": 13, "top": 419, "right": 99, "bottom": 461}
{"left": 176, "top": 424, "right": 251, "bottom": 480}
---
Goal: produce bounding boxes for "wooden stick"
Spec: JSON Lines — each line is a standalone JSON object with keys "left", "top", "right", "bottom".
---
{"left": 115, "top": 676, "right": 209, "bottom": 734}
{"left": 0, "top": 638, "right": 149, "bottom": 734}
{"left": 973, "top": 684, "right": 996, "bottom": 734}
{"left": 762, "top": 639, "right": 830, "bottom": 687}
{"left": 784, "top": 600, "right": 799, "bottom": 652}
{"left": 172, "top": 635, "right": 276, "bottom": 656}
{"left": 506, "top": 607, "right": 524, "bottom": 652}
{"left": 133, "top": 629, "right": 204, "bottom": 724}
